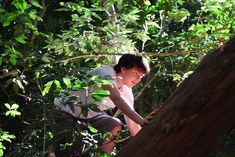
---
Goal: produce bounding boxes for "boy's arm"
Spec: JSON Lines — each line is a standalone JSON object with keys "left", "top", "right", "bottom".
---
{"left": 124, "top": 114, "right": 141, "bottom": 136}
{"left": 103, "top": 84, "right": 147, "bottom": 126}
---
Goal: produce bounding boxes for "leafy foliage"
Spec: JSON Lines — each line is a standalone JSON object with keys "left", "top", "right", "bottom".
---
{"left": 0, "top": 0, "right": 235, "bottom": 156}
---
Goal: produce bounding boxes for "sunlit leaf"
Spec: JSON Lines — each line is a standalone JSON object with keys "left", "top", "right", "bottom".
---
{"left": 91, "top": 89, "right": 110, "bottom": 97}
{"left": 3, "top": 13, "right": 17, "bottom": 27}
{"left": 42, "top": 81, "right": 54, "bottom": 96}
{"left": 4, "top": 103, "right": 11, "bottom": 110}
{"left": 63, "top": 78, "right": 72, "bottom": 88}
{"left": 134, "top": 33, "right": 150, "bottom": 43}
{"left": 30, "top": 0, "right": 43, "bottom": 9}
{"left": 169, "top": 8, "right": 190, "bottom": 22}
{"left": 0, "top": 57, "right": 2, "bottom": 66}
{"left": 54, "top": 80, "right": 62, "bottom": 91}
{"left": 11, "top": 103, "right": 19, "bottom": 110}
{"left": 28, "top": 10, "right": 38, "bottom": 20}
{"left": 15, "top": 35, "right": 27, "bottom": 44}
{"left": 88, "top": 124, "right": 98, "bottom": 133}
{"left": 144, "top": 0, "right": 151, "bottom": 5}
{"left": 0, "top": 149, "right": 3, "bottom": 157}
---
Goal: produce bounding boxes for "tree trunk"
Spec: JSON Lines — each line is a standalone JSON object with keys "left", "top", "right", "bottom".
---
{"left": 116, "top": 37, "right": 235, "bottom": 157}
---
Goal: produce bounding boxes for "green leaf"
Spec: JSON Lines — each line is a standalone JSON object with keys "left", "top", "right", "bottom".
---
{"left": 28, "top": 10, "right": 37, "bottom": 20}
{"left": 91, "top": 94, "right": 103, "bottom": 102}
{"left": 0, "top": 134, "right": 15, "bottom": 142}
{"left": 15, "top": 35, "right": 27, "bottom": 44}
{"left": 90, "top": 75, "right": 98, "bottom": 81}
{"left": 21, "top": 0, "right": 27, "bottom": 11}
{"left": 9, "top": 54, "right": 17, "bottom": 65}
{"left": 0, "top": 8, "right": 6, "bottom": 13}
{"left": 54, "top": 80, "right": 62, "bottom": 90}
{"left": 100, "top": 132, "right": 110, "bottom": 139}
{"left": 87, "top": 103, "right": 100, "bottom": 112}
{"left": 4, "top": 103, "right": 11, "bottom": 110}
{"left": 60, "top": 2, "right": 65, "bottom": 6}
{"left": 42, "top": 81, "right": 54, "bottom": 96}
{"left": 189, "top": 24, "right": 207, "bottom": 34}
{"left": 144, "top": 0, "right": 151, "bottom": 5}
{"left": 0, "top": 149, "right": 3, "bottom": 157}
{"left": 91, "top": 89, "right": 110, "bottom": 97}
{"left": 5, "top": 111, "right": 11, "bottom": 116}
{"left": 91, "top": 89, "right": 110, "bottom": 102}
{"left": 0, "top": 57, "right": 2, "bottom": 66}
{"left": 3, "top": 13, "right": 18, "bottom": 27}
{"left": 11, "top": 103, "right": 19, "bottom": 110}
{"left": 63, "top": 78, "right": 72, "bottom": 88}
{"left": 101, "top": 80, "right": 113, "bottom": 86}
{"left": 169, "top": 8, "right": 190, "bottom": 22}
{"left": 87, "top": 124, "right": 98, "bottom": 133}
{"left": 6, "top": 111, "right": 21, "bottom": 117}
{"left": 30, "top": 0, "right": 43, "bottom": 9}
{"left": 104, "top": 1, "right": 114, "bottom": 7}
{"left": 71, "top": 14, "right": 79, "bottom": 21}
{"left": 74, "top": 81, "right": 87, "bottom": 89}
{"left": 134, "top": 33, "right": 150, "bottom": 43}
{"left": 25, "top": 23, "right": 37, "bottom": 31}
{"left": 11, "top": 0, "right": 27, "bottom": 12}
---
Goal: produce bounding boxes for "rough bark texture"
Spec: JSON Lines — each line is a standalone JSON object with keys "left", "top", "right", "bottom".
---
{"left": 116, "top": 37, "right": 235, "bottom": 157}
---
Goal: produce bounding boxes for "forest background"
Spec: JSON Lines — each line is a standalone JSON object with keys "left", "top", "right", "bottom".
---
{"left": 0, "top": 0, "right": 235, "bottom": 156}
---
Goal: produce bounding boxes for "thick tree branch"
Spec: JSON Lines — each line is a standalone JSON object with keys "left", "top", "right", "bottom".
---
{"left": 58, "top": 49, "right": 205, "bottom": 63}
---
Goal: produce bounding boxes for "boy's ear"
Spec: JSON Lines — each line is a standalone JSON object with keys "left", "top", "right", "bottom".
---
{"left": 120, "top": 67, "right": 126, "bottom": 73}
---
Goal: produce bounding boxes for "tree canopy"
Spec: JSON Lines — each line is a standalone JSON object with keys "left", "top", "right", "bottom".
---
{"left": 0, "top": 0, "right": 235, "bottom": 156}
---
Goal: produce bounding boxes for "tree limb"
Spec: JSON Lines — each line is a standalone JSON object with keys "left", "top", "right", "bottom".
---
{"left": 58, "top": 49, "right": 205, "bottom": 63}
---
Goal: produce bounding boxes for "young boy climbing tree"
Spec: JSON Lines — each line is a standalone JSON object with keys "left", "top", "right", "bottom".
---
{"left": 49, "top": 53, "right": 156, "bottom": 156}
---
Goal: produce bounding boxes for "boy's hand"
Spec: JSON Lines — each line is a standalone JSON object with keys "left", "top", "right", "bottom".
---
{"left": 144, "top": 109, "right": 160, "bottom": 124}
{"left": 140, "top": 118, "right": 149, "bottom": 127}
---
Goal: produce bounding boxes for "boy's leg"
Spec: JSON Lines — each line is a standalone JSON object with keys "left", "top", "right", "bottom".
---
{"left": 88, "top": 113, "right": 123, "bottom": 152}
{"left": 100, "top": 123, "right": 122, "bottom": 152}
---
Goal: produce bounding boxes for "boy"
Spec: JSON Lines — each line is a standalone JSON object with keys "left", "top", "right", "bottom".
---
{"left": 51, "top": 53, "right": 153, "bottom": 156}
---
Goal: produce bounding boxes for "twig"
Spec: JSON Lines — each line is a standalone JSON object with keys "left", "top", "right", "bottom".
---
{"left": 113, "top": 135, "right": 130, "bottom": 143}
{"left": 42, "top": 106, "right": 46, "bottom": 157}
{"left": 30, "top": 0, "right": 47, "bottom": 43}
{"left": 0, "top": 70, "right": 19, "bottom": 79}
{"left": 58, "top": 49, "right": 205, "bottom": 63}
{"left": 135, "top": 65, "right": 162, "bottom": 99}
{"left": 0, "top": 85, "right": 10, "bottom": 102}
{"left": 134, "top": 74, "right": 157, "bottom": 99}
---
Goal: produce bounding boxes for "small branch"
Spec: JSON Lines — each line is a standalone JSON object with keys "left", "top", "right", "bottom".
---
{"left": 114, "top": 109, "right": 122, "bottom": 118}
{"left": 36, "top": 80, "right": 43, "bottom": 95}
{"left": 0, "top": 70, "right": 19, "bottom": 79}
{"left": 58, "top": 49, "right": 205, "bottom": 63}
{"left": 143, "top": 49, "right": 205, "bottom": 57}
{"left": 42, "top": 106, "right": 46, "bottom": 157}
{"left": 134, "top": 74, "right": 157, "bottom": 99}
{"left": 141, "top": 21, "right": 148, "bottom": 51}
{"left": 30, "top": 0, "right": 47, "bottom": 43}
{"left": 0, "top": 85, "right": 10, "bottom": 102}
{"left": 113, "top": 136, "right": 130, "bottom": 143}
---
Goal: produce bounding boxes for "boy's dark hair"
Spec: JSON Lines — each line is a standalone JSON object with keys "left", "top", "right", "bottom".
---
{"left": 114, "top": 54, "right": 150, "bottom": 74}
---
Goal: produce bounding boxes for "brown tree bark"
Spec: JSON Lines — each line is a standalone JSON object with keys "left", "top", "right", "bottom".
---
{"left": 116, "top": 37, "right": 235, "bottom": 157}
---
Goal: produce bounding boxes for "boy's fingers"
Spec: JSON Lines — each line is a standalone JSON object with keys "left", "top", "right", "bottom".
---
{"left": 145, "top": 109, "right": 160, "bottom": 121}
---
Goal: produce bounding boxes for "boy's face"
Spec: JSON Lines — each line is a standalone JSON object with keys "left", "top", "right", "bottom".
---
{"left": 120, "top": 67, "right": 145, "bottom": 88}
